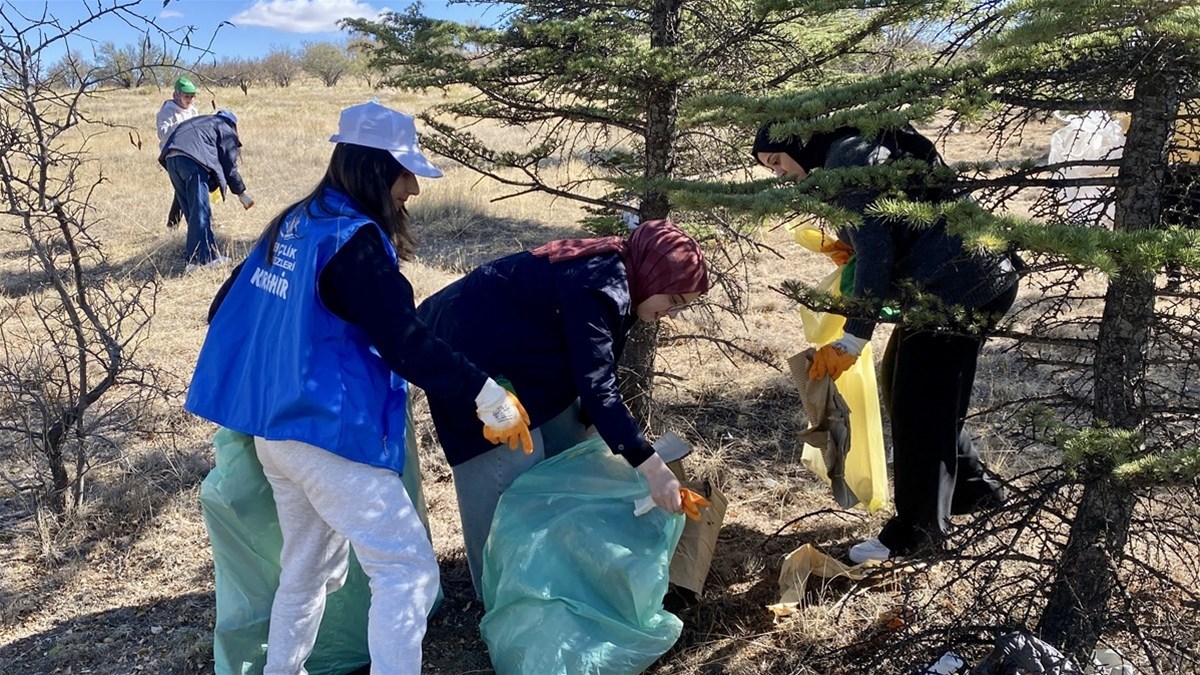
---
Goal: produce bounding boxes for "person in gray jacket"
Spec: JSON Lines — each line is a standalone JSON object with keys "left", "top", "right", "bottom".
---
{"left": 158, "top": 109, "right": 254, "bottom": 269}
{"left": 754, "top": 123, "right": 1020, "bottom": 564}
{"left": 155, "top": 76, "right": 199, "bottom": 229}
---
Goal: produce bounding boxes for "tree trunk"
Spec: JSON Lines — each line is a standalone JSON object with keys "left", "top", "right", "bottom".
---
{"left": 619, "top": 321, "right": 660, "bottom": 429}
{"left": 640, "top": 0, "right": 683, "bottom": 225}
{"left": 619, "top": 0, "right": 684, "bottom": 429}
{"left": 45, "top": 422, "right": 71, "bottom": 516}
{"left": 1037, "top": 63, "right": 1178, "bottom": 664}
{"left": 1036, "top": 470, "right": 1138, "bottom": 663}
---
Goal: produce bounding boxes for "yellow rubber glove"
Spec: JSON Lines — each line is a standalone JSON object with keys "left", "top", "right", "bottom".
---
{"left": 808, "top": 344, "right": 858, "bottom": 381}
{"left": 476, "top": 379, "right": 534, "bottom": 453}
{"left": 680, "top": 487, "right": 712, "bottom": 521}
{"left": 819, "top": 238, "right": 854, "bottom": 266}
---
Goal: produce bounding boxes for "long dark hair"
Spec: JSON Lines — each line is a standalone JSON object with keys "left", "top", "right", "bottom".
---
{"left": 260, "top": 143, "right": 416, "bottom": 263}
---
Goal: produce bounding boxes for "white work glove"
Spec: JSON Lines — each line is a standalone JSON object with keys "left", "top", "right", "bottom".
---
{"left": 237, "top": 192, "right": 255, "bottom": 210}
{"left": 475, "top": 378, "right": 533, "bottom": 453}
{"left": 637, "top": 452, "right": 683, "bottom": 514}
{"left": 830, "top": 332, "right": 868, "bottom": 357}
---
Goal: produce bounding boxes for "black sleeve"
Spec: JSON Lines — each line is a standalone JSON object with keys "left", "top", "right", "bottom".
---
{"left": 208, "top": 261, "right": 245, "bottom": 323}
{"left": 559, "top": 285, "right": 654, "bottom": 467}
{"left": 318, "top": 226, "right": 489, "bottom": 401}
{"left": 826, "top": 135, "right": 898, "bottom": 340}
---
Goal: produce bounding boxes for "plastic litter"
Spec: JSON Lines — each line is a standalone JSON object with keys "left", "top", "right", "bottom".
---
{"left": 1048, "top": 111, "right": 1125, "bottom": 226}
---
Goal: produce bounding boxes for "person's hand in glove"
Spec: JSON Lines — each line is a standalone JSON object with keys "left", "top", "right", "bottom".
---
{"left": 475, "top": 378, "right": 533, "bottom": 453}
{"left": 637, "top": 453, "right": 683, "bottom": 514}
{"left": 238, "top": 192, "right": 255, "bottom": 210}
{"left": 808, "top": 333, "right": 868, "bottom": 381}
{"left": 818, "top": 238, "right": 853, "bottom": 266}
{"left": 679, "top": 487, "right": 711, "bottom": 521}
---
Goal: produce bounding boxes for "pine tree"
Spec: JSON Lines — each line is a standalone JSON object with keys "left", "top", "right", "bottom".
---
{"left": 673, "top": 0, "right": 1200, "bottom": 668}
{"left": 344, "top": 0, "right": 965, "bottom": 426}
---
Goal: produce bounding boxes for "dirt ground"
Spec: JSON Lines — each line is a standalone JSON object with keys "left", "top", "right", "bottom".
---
{"left": 0, "top": 83, "right": 1109, "bottom": 675}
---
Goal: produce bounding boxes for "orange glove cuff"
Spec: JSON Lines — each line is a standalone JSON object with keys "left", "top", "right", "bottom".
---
{"left": 818, "top": 239, "right": 853, "bottom": 266}
{"left": 680, "top": 487, "right": 711, "bottom": 521}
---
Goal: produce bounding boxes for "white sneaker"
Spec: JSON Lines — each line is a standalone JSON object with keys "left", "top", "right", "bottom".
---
{"left": 924, "top": 652, "right": 967, "bottom": 674}
{"left": 849, "top": 537, "right": 891, "bottom": 564}
{"left": 185, "top": 255, "right": 231, "bottom": 273}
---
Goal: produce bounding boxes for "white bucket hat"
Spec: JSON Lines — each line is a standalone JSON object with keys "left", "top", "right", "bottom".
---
{"left": 329, "top": 101, "right": 443, "bottom": 178}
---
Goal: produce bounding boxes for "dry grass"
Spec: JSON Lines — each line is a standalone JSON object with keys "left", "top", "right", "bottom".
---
{"left": 0, "top": 82, "right": 1166, "bottom": 675}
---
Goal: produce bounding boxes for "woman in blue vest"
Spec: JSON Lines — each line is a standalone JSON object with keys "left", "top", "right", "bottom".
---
{"left": 417, "top": 219, "right": 711, "bottom": 597}
{"left": 186, "top": 101, "right": 532, "bottom": 674}
{"left": 753, "top": 123, "right": 1019, "bottom": 564}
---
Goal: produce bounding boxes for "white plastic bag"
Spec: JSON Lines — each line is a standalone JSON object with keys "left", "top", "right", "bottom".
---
{"left": 1086, "top": 647, "right": 1136, "bottom": 675}
{"left": 1048, "top": 111, "right": 1126, "bottom": 226}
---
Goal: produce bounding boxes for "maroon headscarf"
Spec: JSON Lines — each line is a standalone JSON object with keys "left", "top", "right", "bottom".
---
{"left": 531, "top": 219, "right": 710, "bottom": 307}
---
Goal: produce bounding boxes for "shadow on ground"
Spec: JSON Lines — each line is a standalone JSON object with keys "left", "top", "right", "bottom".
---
{"left": 0, "top": 437, "right": 212, "bottom": 601}
{"left": 415, "top": 212, "right": 584, "bottom": 274}
{"left": 0, "top": 228, "right": 264, "bottom": 300}
{"left": 0, "top": 592, "right": 214, "bottom": 675}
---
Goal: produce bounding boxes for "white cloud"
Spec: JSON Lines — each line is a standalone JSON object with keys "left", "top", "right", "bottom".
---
{"left": 159, "top": 9, "right": 184, "bottom": 19}
{"left": 230, "top": 0, "right": 382, "bottom": 34}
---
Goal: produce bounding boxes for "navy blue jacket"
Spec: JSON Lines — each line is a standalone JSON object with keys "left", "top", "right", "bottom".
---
{"left": 417, "top": 251, "right": 652, "bottom": 468}
{"left": 158, "top": 114, "right": 247, "bottom": 198}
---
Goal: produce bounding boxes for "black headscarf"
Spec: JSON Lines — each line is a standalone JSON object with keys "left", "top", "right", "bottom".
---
{"left": 751, "top": 122, "right": 956, "bottom": 204}
{"left": 751, "top": 123, "right": 860, "bottom": 173}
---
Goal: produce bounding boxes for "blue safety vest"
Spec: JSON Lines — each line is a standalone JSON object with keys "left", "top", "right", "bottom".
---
{"left": 185, "top": 187, "right": 409, "bottom": 473}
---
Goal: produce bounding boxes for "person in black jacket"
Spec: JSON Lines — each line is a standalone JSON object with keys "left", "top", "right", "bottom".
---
{"left": 417, "top": 219, "right": 711, "bottom": 597}
{"left": 753, "top": 123, "right": 1020, "bottom": 563}
{"left": 159, "top": 109, "right": 254, "bottom": 269}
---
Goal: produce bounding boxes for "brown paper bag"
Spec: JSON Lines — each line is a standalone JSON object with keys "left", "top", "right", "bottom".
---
{"left": 768, "top": 543, "right": 872, "bottom": 619}
{"left": 668, "top": 477, "right": 728, "bottom": 602}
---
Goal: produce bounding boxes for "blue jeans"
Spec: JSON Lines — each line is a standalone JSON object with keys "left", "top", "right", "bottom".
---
{"left": 165, "top": 155, "right": 218, "bottom": 264}
{"left": 450, "top": 399, "right": 593, "bottom": 598}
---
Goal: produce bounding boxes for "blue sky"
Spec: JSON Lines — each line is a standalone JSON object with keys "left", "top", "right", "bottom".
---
{"left": 9, "top": 0, "right": 501, "bottom": 61}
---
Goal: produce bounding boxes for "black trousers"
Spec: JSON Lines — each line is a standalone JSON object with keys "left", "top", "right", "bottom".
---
{"left": 876, "top": 283, "right": 1017, "bottom": 553}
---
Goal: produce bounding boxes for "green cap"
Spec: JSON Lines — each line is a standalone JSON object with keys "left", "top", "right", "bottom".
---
{"left": 174, "top": 76, "right": 197, "bottom": 94}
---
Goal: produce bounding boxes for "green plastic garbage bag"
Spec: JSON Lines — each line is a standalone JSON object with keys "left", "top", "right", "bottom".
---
{"left": 479, "top": 437, "right": 686, "bottom": 675}
{"left": 199, "top": 406, "right": 437, "bottom": 675}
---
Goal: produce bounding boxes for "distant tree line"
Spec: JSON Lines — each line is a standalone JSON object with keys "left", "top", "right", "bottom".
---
{"left": 42, "top": 38, "right": 376, "bottom": 92}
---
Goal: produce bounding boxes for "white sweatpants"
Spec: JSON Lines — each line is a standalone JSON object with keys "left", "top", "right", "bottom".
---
{"left": 254, "top": 437, "right": 440, "bottom": 675}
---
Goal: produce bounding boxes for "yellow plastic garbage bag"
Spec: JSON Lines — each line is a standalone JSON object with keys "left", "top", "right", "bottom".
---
{"left": 789, "top": 225, "right": 889, "bottom": 512}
